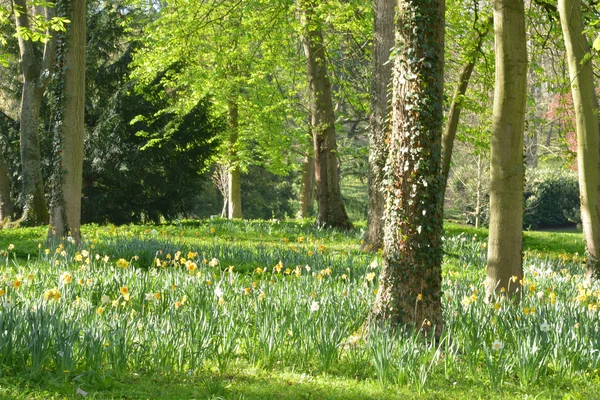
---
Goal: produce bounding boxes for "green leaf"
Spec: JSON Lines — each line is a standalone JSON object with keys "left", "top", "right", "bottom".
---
{"left": 593, "top": 35, "right": 600, "bottom": 51}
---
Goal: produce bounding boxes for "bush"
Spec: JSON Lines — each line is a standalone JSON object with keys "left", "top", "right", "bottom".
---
{"left": 524, "top": 169, "right": 580, "bottom": 229}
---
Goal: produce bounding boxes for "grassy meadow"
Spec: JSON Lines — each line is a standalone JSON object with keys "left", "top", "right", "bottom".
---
{"left": 0, "top": 219, "right": 598, "bottom": 399}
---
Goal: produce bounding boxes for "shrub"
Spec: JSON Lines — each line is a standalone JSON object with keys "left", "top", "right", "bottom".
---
{"left": 523, "top": 168, "right": 580, "bottom": 229}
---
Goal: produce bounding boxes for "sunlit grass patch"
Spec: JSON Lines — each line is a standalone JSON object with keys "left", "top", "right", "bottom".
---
{"left": 0, "top": 220, "right": 598, "bottom": 399}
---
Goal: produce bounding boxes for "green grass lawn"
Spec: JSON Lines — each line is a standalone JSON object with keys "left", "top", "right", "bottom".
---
{"left": 0, "top": 219, "right": 598, "bottom": 399}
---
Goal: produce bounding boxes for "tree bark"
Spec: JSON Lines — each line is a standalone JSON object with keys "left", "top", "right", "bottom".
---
{"left": 369, "top": 0, "right": 445, "bottom": 335}
{"left": 0, "top": 157, "right": 12, "bottom": 221}
{"left": 49, "top": 0, "right": 86, "bottom": 242}
{"left": 558, "top": 0, "right": 600, "bottom": 279}
{"left": 13, "top": 0, "right": 57, "bottom": 225}
{"left": 297, "top": 136, "right": 315, "bottom": 218}
{"left": 441, "top": 17, "right": 492, "bottom": 201}
{"left": 299, "top": 0, "right": 352, "bottom": 230}
{"left": 227, "top": 98, "right": 242, "bottom": 219}
{"left": 363, "top": 0, "right": 395, "bottom": 250}
{"left": 485, "top": 0, "right": 527, "bottom": 297}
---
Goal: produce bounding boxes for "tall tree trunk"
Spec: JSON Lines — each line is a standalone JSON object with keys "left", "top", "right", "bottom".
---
{"left": 0, "top": 157, "right": 12, "bottom": 221}
{"left": 369, "top": 0, "right": 445, "bottom": 335}
{"left": 441, "top": 17, "right": 492, "bottom": 201}
{"left": 475, "top": 154, "right": 483, "bottom": 229}
{"left": 49, "top": 0, "right": 86, "bottom": 242}
{"left": 558, "top": 0, "right": 600, "bottom": 279}
{"left": 13, "top": 0, "right": 57, "bottom": 225}
{"left": 299, "top": 0, "right": 352, "bottom": 230}
{"left": 297, "top": 136, "right": 315, "bottom": 218}
{"left": 227, "top": 99, "right": 242, "bottom": 219}
{"left": 485, "top": 0, "right": 527, "bottom": 297}
{"left": 364, "top": 0, "right": 395, "bottom": 250}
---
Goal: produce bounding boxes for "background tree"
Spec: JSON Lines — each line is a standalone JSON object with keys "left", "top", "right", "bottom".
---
{"left": 370, "top": 0, "right": 445, "bottom": 333}
{"left": 363, "top": 0, "right": 394, "bottom": 250}
{"left": 441, "top": 14, "right": 492, "bottom": 199}
{"left": 299, "top": 0, "right": 352, "bottom": 230}
{"left": 132, "top": 0, "right": 303, "bottom": 220}
{"left": 485, "top": 0, "right": 527, "bottom": 297}
{"left": 558, "top": 0, "right": 600, "bottom": 279}
{"left": 13, "top": 0, "right": 60, "bottom": 225}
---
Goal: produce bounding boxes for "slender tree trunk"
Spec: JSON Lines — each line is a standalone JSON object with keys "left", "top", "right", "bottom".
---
{"left": 369, "top": 0, "right": 445, "bottom": 335}
{"left": 475, "top": 154, "right": 482, "bottom": 229}
{"left": 13, "top": 0, "right": 57, "bottom": 225}
{"left": 0, "top": 157, "right": 12, "bottom": 221}
{"left": 558, "top": 0, "right": 600, "bottom": 279}
{"left": 227, "top": 99, "right": 242, "bottom": 219}
{"left": 299, "top": 0, "right": 352, "bottom": 230}
{"left": 485, "top": 0, "right": 527, "bottom": 297}
{"left": 49, "top": 0, "right": 86, "bottom": 242}
{"left": 364, "top": 0, "right": 395, "bottom": 250}
{"left": 441, "top": 17, "right": 492, "bottom": 201}
{"left": 297, "top": 136, "right": 315, "bottom": 218}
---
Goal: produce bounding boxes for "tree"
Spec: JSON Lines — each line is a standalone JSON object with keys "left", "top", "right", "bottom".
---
{"left": 485, "top": 0, "right": 527, "bottom": 297}
{"left": 441, "top": 15, "right": 492, "bottom": 200}
{"left": 13, "top": 0, "right": 59, "bottom": 225}
{"left": 297, "top": 132, "right": 315, "bottom": 218}
{"left": 299, "top": 0, "right": 352, "bottom": 230}
{"left": 558, "top": 0, "right": 600, "bottom": 279}
{"left": 48, "top": 0, "right": 86, "bottom": 241}
{"left": 369, "top": 0, "right": 445, "bottom": 333}
{"left": 132, "top": 0, "right": 303, "bottom": 221}
{"left": 0, "top": 110, "right": 15, "bottom": 221}
{"left": 363, "top": 0, "right": 395, "bottom": 250}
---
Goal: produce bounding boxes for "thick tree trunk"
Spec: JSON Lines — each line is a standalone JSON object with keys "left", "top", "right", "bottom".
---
{"left": 49, "top": 0, "right": 86, "bottom": 242}
{"left": 297, "top": 139, "right": 315, "bottom": 218}
{"left": 227, "top": 99, "right": 242, "bottom": 219}
{"left": 299, "top": 0, "right": 352, "bottom": 230}
{"left": 485, "top": 0, "right": 527, "bottom": 297}
{"left": 369, "top": 0, "right": 445, "bottom": 335}
{"left": 0, "top": 157, "right": 12, "bottom": 221}
{"left": 363, "top": 0, "right": 395, "bottom": 251}
{"left": 558, "top": 0, "right": 600, "bottom": 279}
{"left": 13, "top": 0, "right": 57, "bottom": 225}
{"left": 18, "top": 81, "right": 48, "bottom": 225}
{"left": 441, "top": 17, "right": 492, "bottom": 201}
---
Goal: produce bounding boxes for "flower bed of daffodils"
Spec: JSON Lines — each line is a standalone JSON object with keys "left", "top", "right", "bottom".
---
{"left": 0, "top": 228, "right": 599, "bottom": 391}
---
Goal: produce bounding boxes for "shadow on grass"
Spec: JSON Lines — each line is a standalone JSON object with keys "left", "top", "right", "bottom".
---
{"left": 4, "top": 368, "right": 598, "bottom": 400}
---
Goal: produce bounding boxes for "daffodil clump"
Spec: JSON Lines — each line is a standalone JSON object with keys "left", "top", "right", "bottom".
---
{"left": 0, "top": 226, "right": 599, "bottom": 392}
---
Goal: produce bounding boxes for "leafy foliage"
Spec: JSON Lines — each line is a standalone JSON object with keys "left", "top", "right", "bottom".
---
{"left": 83, "top": 79, "right": 223, "bottom": 224}
{"left": 524, "top": 168, "right": 580, "bottom": 229}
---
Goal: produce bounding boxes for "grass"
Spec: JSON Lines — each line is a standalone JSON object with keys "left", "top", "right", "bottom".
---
{"left": 0, "top": 219, "right": 599, "bottom": 399}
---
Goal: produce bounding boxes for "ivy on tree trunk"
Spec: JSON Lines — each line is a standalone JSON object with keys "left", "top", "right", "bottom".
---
{"left": 48, "top": 0, "right": 86, "bottom": 242}
{"left": 369, "top": 0, "right": 445, "bottom": 335}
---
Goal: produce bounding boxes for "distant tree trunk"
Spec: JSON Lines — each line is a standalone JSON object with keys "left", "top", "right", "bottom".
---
{"left": 299, "top": 0, "right": 352, "bottom": 230}
{"left": 485, "top": 0, "right": 527, "bottom": 298}
{"left": 441, "top": 17, "right": 492, "bottom": 201}
{"left": 525, "top": 131, "right": 538, "bottom": 168}
{"left": 474, "top": 154, "right": 483, "bottom": 228}
{"left": 227, "top": 98, "right": 242, "bottom": 219}
{"left": 212, "top": 164, "right": 229, "bottom": 218}
{"left": 0, "top": 157, "right": 12, "bottom": 221}
{"left": 558, "top": 0, "right": 600, "bottom": 279}
{"left": 369, "top": 0, "right": 445, "bottom": 335}
{"left": 297, "top": 136, "right": 315, "bottom": 218}
{"left": 13, "top": 0, "right": 57, "bottom": 225}
{"left": 49, "top": 0, "right": 86, "bottom": 242}
{"left": 364, "top": 0, "right": 395, "bottom": 251}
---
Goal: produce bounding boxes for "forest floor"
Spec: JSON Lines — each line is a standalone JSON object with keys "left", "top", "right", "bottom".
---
{"left": 0, "top": 219, "right": 597, "bottom": 400}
